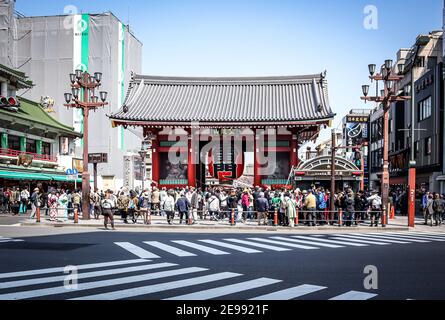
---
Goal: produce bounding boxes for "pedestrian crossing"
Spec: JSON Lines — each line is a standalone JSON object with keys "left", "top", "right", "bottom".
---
{"left": 0, "top": 258, "right": 379, "bottom": 300}
{"left": 0, "top": 236, "right": 24, "bottom": 244}
{"left": 114, "top": 231, "right": 445, "bottom": 260}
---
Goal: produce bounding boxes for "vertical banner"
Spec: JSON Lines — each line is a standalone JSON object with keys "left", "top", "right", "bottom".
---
{"left": 117, "top": 22, "right": 126, "bottom": 150}
{"left": 73, "top": 14, "right": 90, "bottom": 147}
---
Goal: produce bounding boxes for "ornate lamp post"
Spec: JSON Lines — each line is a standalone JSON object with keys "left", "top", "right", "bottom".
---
{"left": 64, "top": 70, "right": 108, "bottom": 220}
{"left": 361, "top": 61, "right": 410, "bottom": 226}
{"left": 138, "top": 149, "right": 147, "bottom": 191}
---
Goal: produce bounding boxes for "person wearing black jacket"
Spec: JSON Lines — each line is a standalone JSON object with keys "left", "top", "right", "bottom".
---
{"left": 354, "top": 191, "right": 367, "bottom": 224}
{"left": 227, "top": 190, "right": 239, "bottom": 224}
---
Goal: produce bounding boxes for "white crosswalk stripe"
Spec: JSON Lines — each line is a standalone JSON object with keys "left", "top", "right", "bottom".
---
{"left": 0, "top": 236, "right": 24, "bottom": 244}
{"left": 329, "top": 237, "right": 391, "bottom": 246}
{"left": 387, "top": 233, "right": 445, "bottom": 241}
{"left": 0, "top": 262, "right": 176, "bottom": 290}
{"left": 171, "top": 240, "right": 230, "bottom": 255}
{"left": 223, "top": 239, "right": 292, "bottom": 251}
{"left": 114, "top": 242, "right": 160, "bottom": 259}
{"left": 0, "top": 259, "right": 148, "bottom": 280}
{"left": 143, "top": 241, "right": 197, "bottom": 257}
{"left": 281, "top": 236, "right": 346, "bottom": 248}
{"left": 0, "top": 265, "right": 205, "bottom": 300}
{"left": 74, "top": 272, "right": 242, "bottom": 300}
{"left": 335, "top": 234, "right": 410, "bottom": 244}
{"left": 291, "top": 236, "right": 368, "bottom": 247}
{"left": 0, "top": 259, "right": 385, "bottom": 300}
{"left": 250, "top": 284, "right": 327, "bottom": 300}
{"left": 403, "top": 231, "right": 445, "bottom": 239}
{"left": 349, "top": 233, "right": 428, "bottom": 243}
{"left": 199, "top": 240, "right": 262, "bottom": 253}
{"left": 250, "top": 237, "right": 319, "bottom": 250}
{"left": 165, "top": 278, "right": 281, "bottom": 300}
{"left": 329, "top": 290, "right": 377, "bottom": 300}
{"left": 367, "top": 233, "right": 432, "bottom": 243}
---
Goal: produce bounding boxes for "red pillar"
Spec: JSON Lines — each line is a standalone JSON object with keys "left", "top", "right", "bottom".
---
{"left": 254, "top": 130, "right": 261, "bottom": 187}
{"left": 151, "top": 138, "right": 160, "bottom": 186}
{"left": 408, "top": 167, "right": 416, "bottom": 227}
{"left": 290, "top": 134, "right": 298, "bottom": 168}
{"left": 188, "top": 135, "right": 196, "bottom": 187}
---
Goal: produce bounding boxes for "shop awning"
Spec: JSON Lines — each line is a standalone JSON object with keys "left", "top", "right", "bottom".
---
{"left": 0, "top": 170, "right": 82, "bottom": 183}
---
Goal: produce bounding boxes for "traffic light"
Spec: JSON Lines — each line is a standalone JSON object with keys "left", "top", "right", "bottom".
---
{"left": 354, "top": 151, "right": 361, "bottom": 167}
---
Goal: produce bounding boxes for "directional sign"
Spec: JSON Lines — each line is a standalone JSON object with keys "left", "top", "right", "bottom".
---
{"left": 88, "top": 153, "right": 108, "bottom": 164}
{"left": 65, "top": 168, "right": 79, "bottom": 175}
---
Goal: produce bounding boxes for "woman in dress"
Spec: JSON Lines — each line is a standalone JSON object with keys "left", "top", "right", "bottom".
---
{"left": 58, "top": 190, "right": 68, "bottom": 219}
{"left": 48, "top": 190, "right": 59, "bottom": 222}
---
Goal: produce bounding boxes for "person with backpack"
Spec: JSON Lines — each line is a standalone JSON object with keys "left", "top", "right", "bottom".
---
{"left": 101, "top": 190, "right": 116, "bottom": 230}
{"left": 91, "top": 189, "right": 102, "bottom": 219}
{"left": 127, "top": 190, "right": 139, "bottom": 224}
{"left": 432, "top": 193, "right": 443, "bottom": 226}
{"left": 163, "top": 190, "right": 176, "bottom": 225}
{"left": 344, "top": 189, "right": 355, "bottom": 227}
{"left": 139, "top": 189, "right": 152, "bottom": 225}
{"left": 367, "top": 190, "right": 382, "bottom": 227}
{"left": 175, "top": 192, "right": 191, "bottom": 224}
{"left": 117, "top": 191, "right": 130, "bottom": 224}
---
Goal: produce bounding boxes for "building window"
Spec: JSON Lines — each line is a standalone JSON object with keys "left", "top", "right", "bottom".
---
{"left": 8, "top": 135, "right": 20, "bottom": 151}
{"left": 415, "top": 141, "right": 419, "bottom": 157}
{"left": 425, "top": 137, "right": 432, "bottom": 155}
{"left": 416, "top": 56, "right": 425, "bottom": 68}
{"left": 418, "top": 96, "right": 432, "bottom": 121}
{"left": 26, "top": 138, "right": 37, "bottom": 154}
{"left": 60, "top": 137, "right": 69, "bottom": 155}
{"left": 42, "top": 142, "right": 51, "bottom": 155}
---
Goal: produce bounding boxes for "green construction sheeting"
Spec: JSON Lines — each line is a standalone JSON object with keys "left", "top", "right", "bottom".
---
{"left": 0, "top": 170, "right": 82, "bottom": 183}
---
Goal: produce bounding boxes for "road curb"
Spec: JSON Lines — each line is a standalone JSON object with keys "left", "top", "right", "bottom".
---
{"left": 20, "top": 221, "right": 410, "bottom": 232}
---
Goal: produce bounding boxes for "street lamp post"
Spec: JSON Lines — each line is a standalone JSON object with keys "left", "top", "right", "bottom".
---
{"left": 64, "top": 71, "right": 108, "bottom": 220}
{"left": 139, "top": 150, "right": 147, "bottom": 191}
{"left": 361, "top": 61, "right": 410, "bottom": 226}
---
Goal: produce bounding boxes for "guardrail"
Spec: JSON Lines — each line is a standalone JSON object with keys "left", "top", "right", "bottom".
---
{"left": 28, "top": 205, "right": 390, "bottom": 227}
{"left": 0, "top": 148, "right": 58, "bottom": 163}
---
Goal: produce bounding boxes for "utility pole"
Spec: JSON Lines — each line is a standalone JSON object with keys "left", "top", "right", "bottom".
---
{"left": 64, "top": 70, "right": 108, "bottom": 220}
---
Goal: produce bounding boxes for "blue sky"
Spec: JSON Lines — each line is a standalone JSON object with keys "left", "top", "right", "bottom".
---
{"left": 16, "top": 0, "right": 443, "bottom": 127}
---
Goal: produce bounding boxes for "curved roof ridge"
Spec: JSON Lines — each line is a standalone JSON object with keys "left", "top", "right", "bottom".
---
{"left": 131, "top": 73, "right": 324, "bottom": 84}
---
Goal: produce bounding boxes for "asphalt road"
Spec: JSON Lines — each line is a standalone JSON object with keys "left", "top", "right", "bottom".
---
{"left": 0, "top": 229, "right": 444, "bottom": 300}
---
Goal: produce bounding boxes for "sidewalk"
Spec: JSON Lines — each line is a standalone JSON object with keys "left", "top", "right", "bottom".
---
{"left": 18, "top": 213, "right": 417, "bottom": 233}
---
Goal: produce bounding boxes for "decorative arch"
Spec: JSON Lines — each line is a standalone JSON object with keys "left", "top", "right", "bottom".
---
{"left": 297, "top": 156, "right": 360, "bottom": 171}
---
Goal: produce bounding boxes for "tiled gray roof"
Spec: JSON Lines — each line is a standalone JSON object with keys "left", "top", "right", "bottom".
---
{"left": 110, "top": 73, "right": 335, "bottom": 124}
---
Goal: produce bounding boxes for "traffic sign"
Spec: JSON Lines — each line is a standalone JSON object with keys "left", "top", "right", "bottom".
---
{"left": 65, "top": 168, "right": 79, "bottom": 175}
{"left": 88, "top": 153, "right": 108, "bottom": 164}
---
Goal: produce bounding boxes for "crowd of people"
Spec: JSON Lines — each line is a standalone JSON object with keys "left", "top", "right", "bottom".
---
{"left": 1, "top": 185, "right": 444, "bottom": 229}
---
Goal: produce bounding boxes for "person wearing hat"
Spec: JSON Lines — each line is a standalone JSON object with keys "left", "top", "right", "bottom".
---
{"left": 29, "top": 187, "right": 40, "bottom": 219}
{"left": 304, "top": 190, "right": 317, "bottom": 226}
{"left": 256, "top": 192, "right": 269, "bottom": 226}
